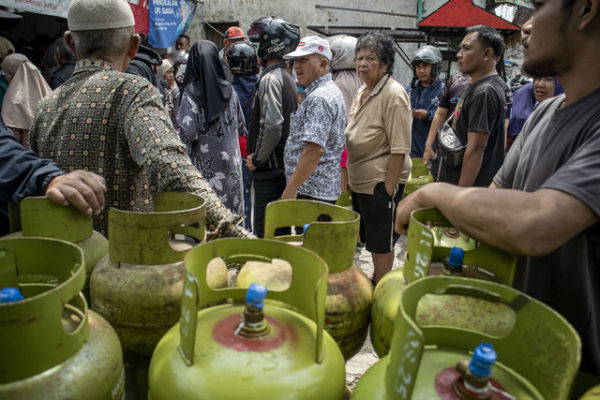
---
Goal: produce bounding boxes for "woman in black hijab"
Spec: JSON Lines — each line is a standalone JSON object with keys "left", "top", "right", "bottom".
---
{"left": 177, "top": 40, "right": 246, "bottom": 217}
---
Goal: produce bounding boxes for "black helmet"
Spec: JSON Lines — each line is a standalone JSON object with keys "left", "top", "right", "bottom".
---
{"left": 226, "top": 41, "right": 259, "bottom": 75}
{"left": 247, "top": 16, "right": 300, "bottom": 60}
{"left": 411, "top": 45, "right": 443, "bottom": 78}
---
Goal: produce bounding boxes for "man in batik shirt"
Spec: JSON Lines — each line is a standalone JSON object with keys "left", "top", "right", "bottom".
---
{"left": 281, "top": 36, "right": 346, "bottom": 203}
{"left": 29, "top": 0, "right": 249, "bottom": 239}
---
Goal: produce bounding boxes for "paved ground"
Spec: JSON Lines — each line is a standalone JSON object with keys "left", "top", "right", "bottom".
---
{"left": 345, "top": 237, "right": 407, "bottom": 390}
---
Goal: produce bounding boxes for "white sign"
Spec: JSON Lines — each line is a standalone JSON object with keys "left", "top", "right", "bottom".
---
{"left": 0, "top": 0, "right": 71, "bottom": 18}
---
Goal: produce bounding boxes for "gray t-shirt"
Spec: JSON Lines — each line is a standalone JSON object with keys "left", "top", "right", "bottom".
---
{"left": 494, "top": 87, "right": 600, "bottom": 376}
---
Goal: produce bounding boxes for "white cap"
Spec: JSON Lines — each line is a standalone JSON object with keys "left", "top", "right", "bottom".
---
{"left": 284, "top": 36, "right": 332, "bottom": 61}
{"left": 68, "top": 0, "right": 135, "bottom": 31}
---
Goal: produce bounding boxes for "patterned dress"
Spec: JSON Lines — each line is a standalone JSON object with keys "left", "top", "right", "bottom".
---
{"left": 177, "top": 90, "right": 245, "bottom": 216}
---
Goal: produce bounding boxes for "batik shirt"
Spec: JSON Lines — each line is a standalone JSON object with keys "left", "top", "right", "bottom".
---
{"left": 284, "top": 73, "right": 346, "bottom": 201}
{"left": 177, "top": 90, "right": 245, "bottom": 216}
{"left": 30, "top": 58, "right": 247, "bottom": 238}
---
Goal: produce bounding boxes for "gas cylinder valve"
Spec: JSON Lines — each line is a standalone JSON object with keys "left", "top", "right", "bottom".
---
{"left": 237, "top": 283, "right": 270, "bottom": 338}
{"left": 444, "top": 247, "right": 465, "bottom": 275}
{"left": 0, "top": 287, "right": 24, "bottom": 303}
{"left": 454, "top": 342, "right": 497, "bottom": 399}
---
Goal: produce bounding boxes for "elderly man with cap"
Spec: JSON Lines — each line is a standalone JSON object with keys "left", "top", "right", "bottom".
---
{"left": 29, "top": 0, "right": 249, "bottom": 239}
{"left": 281, "top": 36, "right": 346, "bottom": 203}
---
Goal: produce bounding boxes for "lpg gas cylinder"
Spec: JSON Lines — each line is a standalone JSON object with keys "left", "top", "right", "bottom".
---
{"left": 581, "top": 385, "right": 600, "bottom": 399}
{"left": 371, "top": 208, "right": 517, "bottom": 357}
{"left": 259, "top": 199, "right": 372, "bottom": 360}
{"left": 90, "top": 192, "right": 208, "bottom": 357}
{"left": 5, "top": 197, "right": 108, "bottom": 299}
{"left": 336, "top": 190, "right": 353, "bottom": 211}
{"left": 353, "top": 276, "right": 581, "bottom": 400}
{"left": 402, "top": 158, "right": 434, "bottom": 198}
{"left": 148, "top": 239, "right": 346, "bottom": 400}
{"left": 0, "top": 237, "right": 124, "bottom": 400}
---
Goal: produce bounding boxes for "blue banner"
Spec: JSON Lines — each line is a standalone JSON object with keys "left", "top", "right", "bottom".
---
{"left": 149, "top": 0, "right": 196, "bottom": 48}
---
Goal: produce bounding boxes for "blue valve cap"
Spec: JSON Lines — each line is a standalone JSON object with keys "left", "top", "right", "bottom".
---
{"left": 469, "top": 342, "right": 497, "bottom": 377}
{"left": 0, "top": 287, "right": 24, "bottom": 304}
{"left": 303, "top": 223, "right": 310, "bottom": 232}
{"left": 448, "top": 247, "right": 465, "bottom": 267}
{"left": 246, "top": 283, "right": 268, "bottom": 310}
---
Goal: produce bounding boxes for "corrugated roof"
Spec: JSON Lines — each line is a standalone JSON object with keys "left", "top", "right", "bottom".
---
{"left": 418, "top": 0, "right": 520, "bottom": 31}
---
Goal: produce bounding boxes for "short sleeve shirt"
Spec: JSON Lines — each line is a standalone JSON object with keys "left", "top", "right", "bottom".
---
{"left": 346, "top": 75, "right": 412, "bottom": 194}
{"left": 494, "top": 87, "right": 600, "bottom": 375}
{"left": 439, "top": 73, "right": 471, "bottom": 116}
{"left": 438, "top": 75, "right": 507, "bottom": 187}
{"left": 284, "top": 74, "right": 346, "bottom": 201}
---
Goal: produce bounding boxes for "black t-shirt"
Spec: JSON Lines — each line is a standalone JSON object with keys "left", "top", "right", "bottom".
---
{"left": 494, "top": 87, "right": 600, "bottom": 376}
{"left": 439, "top": 75, "right": 507, "bottom": 187}
{"left": 439, "top": 72, "right": 471, "bottom": 116}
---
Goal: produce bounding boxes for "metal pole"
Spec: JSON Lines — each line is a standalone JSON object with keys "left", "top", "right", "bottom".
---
{"left": 315, "top": 4, "right": 417, "bottom": 18}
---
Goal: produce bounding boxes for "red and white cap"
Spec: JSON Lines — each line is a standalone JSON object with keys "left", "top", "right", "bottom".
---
{"left": 284, "top": 36, "right": 332, "bottom": 61}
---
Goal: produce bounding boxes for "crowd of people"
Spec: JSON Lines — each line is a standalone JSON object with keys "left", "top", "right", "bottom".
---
{"left": 0, "top": 0, "right": 598, "bottom": 389}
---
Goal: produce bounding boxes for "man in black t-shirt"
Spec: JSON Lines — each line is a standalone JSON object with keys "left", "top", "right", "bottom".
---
{"left": 437, "top": 25, "right": 507, "bottom": 187}
{"left": 396, "top": 2, "right": 600, "bottom": 388}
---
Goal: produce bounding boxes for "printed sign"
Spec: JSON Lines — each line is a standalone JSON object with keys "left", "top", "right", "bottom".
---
{"left": 0, "top": 0, "right": 70, "bottom": 18}
{"left": 148, "top": 0, "right": 196, "bottom": 48}
{"left": 128, "top": 0, "right": 149, "bottom": 35}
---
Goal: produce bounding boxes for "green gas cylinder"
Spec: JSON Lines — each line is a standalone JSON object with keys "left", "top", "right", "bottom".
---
{"left": 0, "top": 237, "right": 124, "bottom": 400}
{"left": 336, "top": 190, "right": 353, "bottom": 210}
{"left": 90, "top": 192, "right": 207, "bottom": 357}
{"left": 371, "top": 208, "right": 517, "bottom": 357}
{"left": 258, "top": 199, "right": 373, "bottom": 360}
{"left": 353, "top": 276, "right": 581, "bottom": 400}
{"left": 403, "top": 158, "right": 434, "bottom": 198}
{"left": 5, "top": 197, "right": 108, "bottom": 300}
{"left": 148, "top": 238, "right": 346, "bottom": 400}
{"left": 581, "top": 385, "right": 600, "bottom": 399}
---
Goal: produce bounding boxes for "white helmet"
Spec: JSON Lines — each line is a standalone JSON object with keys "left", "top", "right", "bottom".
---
{"left": 327, "top": 35, "right": 357, "bottom": 71}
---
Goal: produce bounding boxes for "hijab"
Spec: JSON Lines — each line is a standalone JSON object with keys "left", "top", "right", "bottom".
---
{"left": 1, "top": 53, "right": 27, "bottom": 82}
{"left": 157, "top": 59, "right": 173, "bottom": 80}
{"left": 182, "top": 40, "right": 232, "bottom": 123}
{"left": 1, "top": 53, "right": 51, "bottom": 130}
{"left": 507, "top": 77, "right": 564, "bottom": 138}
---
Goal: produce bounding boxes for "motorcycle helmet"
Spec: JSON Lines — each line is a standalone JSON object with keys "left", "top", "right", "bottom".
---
{"left": 226, "top": 41, "right": 259, "bottom": 75}
{"left": 247, "top": 16, "right": 300, "bottom": 60}
{"left": 411, "top": 45, "right": 443, "bottom": 78}
{"left": 327, "top": 35, "right": 357, "bottom": 71}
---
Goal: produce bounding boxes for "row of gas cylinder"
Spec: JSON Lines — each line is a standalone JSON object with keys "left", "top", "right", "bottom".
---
{"left": 0, "top": 160, "right": 597, "bottom": 399}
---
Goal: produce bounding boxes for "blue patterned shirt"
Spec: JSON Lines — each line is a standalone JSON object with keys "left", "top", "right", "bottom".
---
{"left": 284, "top": 73, "right": 346, "bottom": 201}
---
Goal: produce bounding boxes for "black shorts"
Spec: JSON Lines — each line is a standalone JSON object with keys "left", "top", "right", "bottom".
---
{"left": 352, "top": 182, "right": 404, "bottom": 254}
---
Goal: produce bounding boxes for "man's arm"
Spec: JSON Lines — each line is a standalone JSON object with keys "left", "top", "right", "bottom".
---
{"left": 252, "top": 73, "right": 284, "bottom": 167}
{"left": 281, "top": 143, "right": 324, "bottom": 200}
{"left": 458, "top": 131, "right": 488, "bottom": 186}
{"left": 395, "top": 182, "right": 598, "bottom": 257}
{"left": 124, "top": 84, "right": 251, "bottom": 239}
{"left": 0, "top": 126, "right": 105, "bottom": 216}
{"left": 423, "top": 106, "right": 448, "bottom": 163}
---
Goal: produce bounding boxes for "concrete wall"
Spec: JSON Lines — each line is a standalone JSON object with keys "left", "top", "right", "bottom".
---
{"left": 186, "top": 0, "right": 426, "bottom": 85}
{"left": 184, "top": 0, "right": 489, "bottom": 85}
